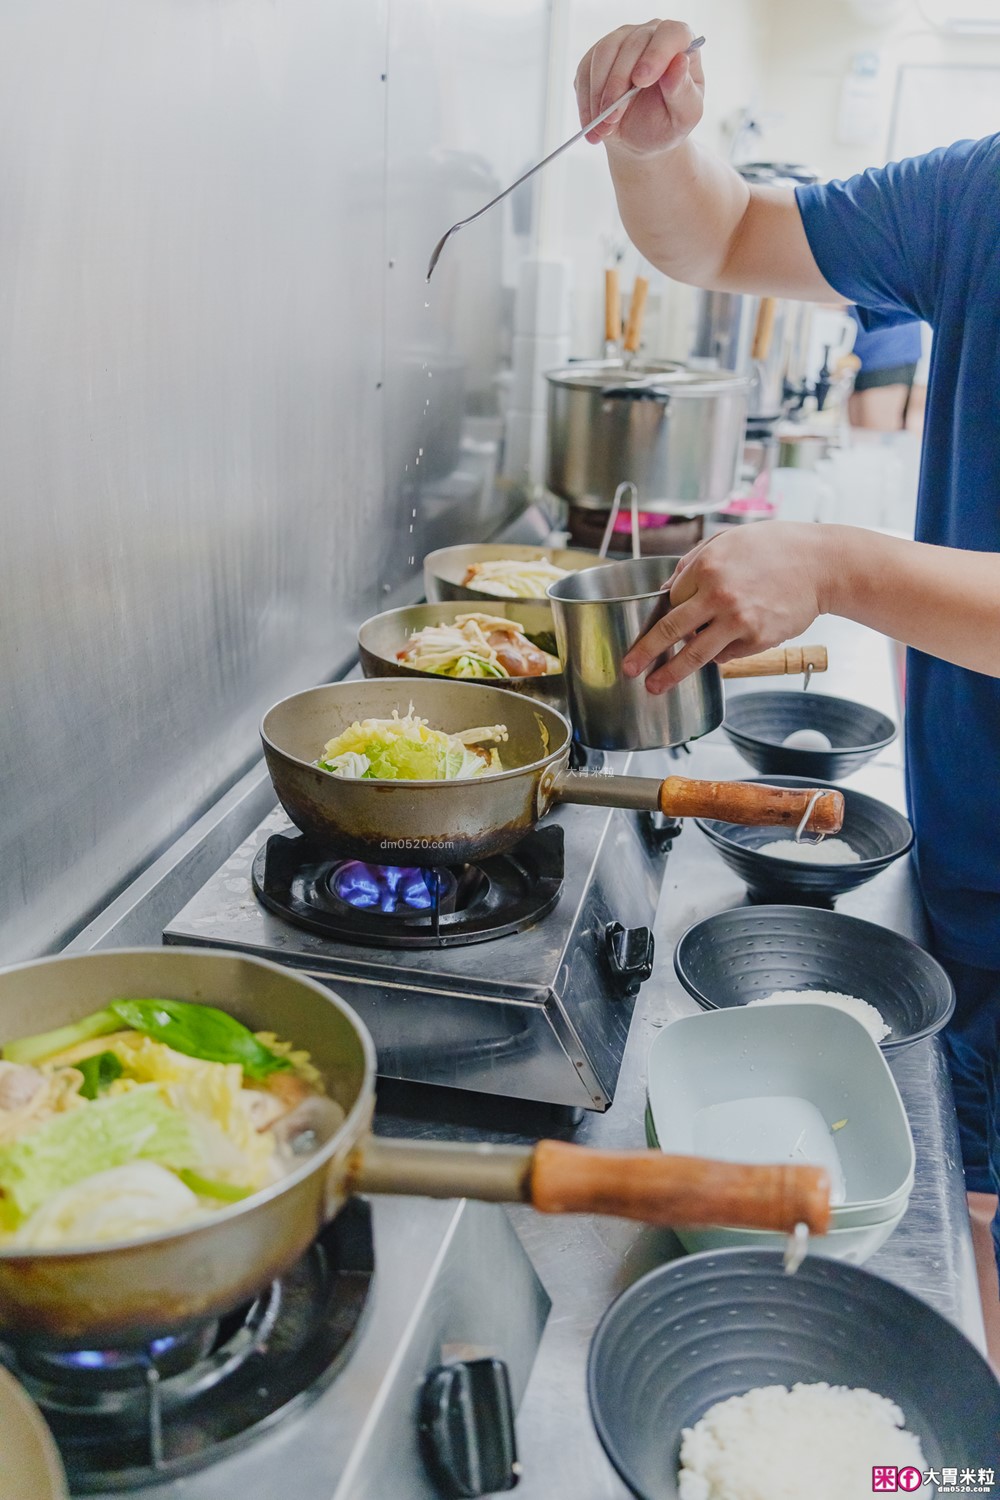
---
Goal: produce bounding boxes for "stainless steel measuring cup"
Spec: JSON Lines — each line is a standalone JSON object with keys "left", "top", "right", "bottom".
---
{"left": 548, "top": 555, "right": 723, "bottom": 751}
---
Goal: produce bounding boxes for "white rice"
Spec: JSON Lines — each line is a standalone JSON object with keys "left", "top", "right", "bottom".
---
{"left": 755, "top": 837, "right": 860, "bottom": 865}
{"left": 747, "top": 989, "right": 891, "bottom": 1044}
{"left": 678, "top": 1382, "right": 928, "bottom": 1500}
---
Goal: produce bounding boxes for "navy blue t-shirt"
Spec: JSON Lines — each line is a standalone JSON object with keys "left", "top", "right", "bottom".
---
{"left": 796, "top": 137, "right": 1000, "bottom": 969}
{"left": 848, "top": 306, "right": 922, "bottom": 372}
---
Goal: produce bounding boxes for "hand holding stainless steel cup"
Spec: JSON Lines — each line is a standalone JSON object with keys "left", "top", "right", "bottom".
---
{"left": 548, "top": 556, "right": 721, "bottom": 751}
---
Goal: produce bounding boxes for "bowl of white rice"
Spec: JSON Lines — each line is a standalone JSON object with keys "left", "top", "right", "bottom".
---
{"left": 587, "top": 1250, "right": 1000, "bottom": 1500}
{"left": 673, "top": 905, "right": 954, "bottom": 1054}
{"left": 695, "top": 776, "right": 913, "bottom": 906}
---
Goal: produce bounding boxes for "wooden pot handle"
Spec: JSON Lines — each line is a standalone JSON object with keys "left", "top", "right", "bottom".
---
{"left": 720, "top": 645, "right": 828, "bottom": 679}
{"left": 752, "top": 296, "right": 778, "bottom": 361}
{"left": 623, "top": 275, "right": 650, "bottom": 354}
{"left": 605, "top": 268, "right": 621, "bottom": 346}
{"left": 530, "top": 1142, "right": 831, "bottom": 1234}
{"left": 659, "top": 776, "right": 844, "bottom": 833}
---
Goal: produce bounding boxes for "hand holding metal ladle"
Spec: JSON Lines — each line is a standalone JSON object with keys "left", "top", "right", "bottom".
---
{"left": 426, "top": 36, "right": 706, "bottom": 281}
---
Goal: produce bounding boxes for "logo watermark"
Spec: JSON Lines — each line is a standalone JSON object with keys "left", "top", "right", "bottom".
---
{"left": 379, "top": 839, "right": 455, "bottom": 853}
{"left": 873, "top": 1468, "right": 996, "bottom": 1494}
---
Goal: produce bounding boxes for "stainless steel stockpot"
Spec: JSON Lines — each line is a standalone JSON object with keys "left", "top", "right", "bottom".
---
{"left": 548, "top": 555, "right": 722, "bottom": 752}
{"left": 544, "top": 362, "right": 750, "bottom": 517}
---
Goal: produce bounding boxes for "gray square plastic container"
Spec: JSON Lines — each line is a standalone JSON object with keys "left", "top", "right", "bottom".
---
{"left": 647, "top": 1005, "right": 915, "bottom": 1221}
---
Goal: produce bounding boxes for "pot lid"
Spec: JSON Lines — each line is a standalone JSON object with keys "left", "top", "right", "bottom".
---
{"left": 544, "top": 361, "right": 751, "bottom": 396}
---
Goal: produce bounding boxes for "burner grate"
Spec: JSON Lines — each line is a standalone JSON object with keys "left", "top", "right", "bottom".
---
{"left": 252, "top": 825, "right": 564, "bottom": 949}
{"left": 1, "top": 1201, "right": 375, "bottom": 1493}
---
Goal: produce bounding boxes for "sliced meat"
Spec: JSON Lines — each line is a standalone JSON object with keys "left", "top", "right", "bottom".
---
{"left": 248, "top": 1070, "right": 315, "bottom": 1132}
{"left": 486, "top": 630, "right": 555, "bottom": 677}
{"left": 0, "top": 1061, "right": 44, "bottom": 1113}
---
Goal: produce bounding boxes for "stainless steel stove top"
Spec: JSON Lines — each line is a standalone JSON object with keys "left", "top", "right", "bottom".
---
{"left": 165, "top": 750, "right": 675, "bottom": 1111}
{"left": 37, "top": 1198, "right": 547, "bottom": 1500}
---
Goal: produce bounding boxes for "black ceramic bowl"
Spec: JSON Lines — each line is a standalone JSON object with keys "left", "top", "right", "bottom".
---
{"left": 723, "top": 690, "right": 897, "bottom": 780}
{"left": 588, "top": 1250, "right": 1000, "bottom": 1500}
{"left": 673, "top": 905, "right": 954, "bottom": 1053}
{"left": 696, "top": 775, "right": 913, "bottom": 905}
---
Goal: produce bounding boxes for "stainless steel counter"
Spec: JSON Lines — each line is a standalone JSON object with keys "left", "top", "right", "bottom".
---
{"left": 376, "top": 613, "right": 986, "bottom": 1500}
{"left": 61, "top": 593, "right": 985, "bottom": 1499}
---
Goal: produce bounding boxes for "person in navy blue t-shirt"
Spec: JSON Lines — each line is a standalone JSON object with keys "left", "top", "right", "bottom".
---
{"left": 576, "top": 19, "right": 1000, "bottom": 1349}
{"left": 847, "top": 305, "right": 924, "bottom": 431}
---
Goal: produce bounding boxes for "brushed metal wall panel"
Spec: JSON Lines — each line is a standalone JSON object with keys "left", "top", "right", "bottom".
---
{"left": 381, "top": 0, "right": 549, "bottom": 593}
{"left": 0, "top": 0, "right": 388, "bottom": 961}
{"left": 0, "top": 0, "right": 549, "bottom": 965}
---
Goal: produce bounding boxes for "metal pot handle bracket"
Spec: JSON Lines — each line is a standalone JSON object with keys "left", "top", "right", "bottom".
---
{"left": 598, "top": 481, "right": 641, "bottom": 561}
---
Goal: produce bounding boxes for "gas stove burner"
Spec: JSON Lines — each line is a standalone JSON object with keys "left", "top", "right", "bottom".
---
{"left": 1, "top": 1201, "right": 374, "bottom": 1493}
{"left": 19, "top": 1322, "right": 222, "bottom": 1400}
{"left": 252, "top": 825, "right": 564, "bottom": 948}
{"left": 331, "top": 860, "right": 461, "bottom": 915}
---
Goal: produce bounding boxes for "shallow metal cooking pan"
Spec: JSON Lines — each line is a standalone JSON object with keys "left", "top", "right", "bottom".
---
{"left": 424, "top": 542, "right": 603, "bottom": 605}
{"left": 357, "top": 599, "right": 566, "bottom": 709}
{"left": 0, "top": 950, "right": 830, "bottom": 1349}
{"left": 260, "top": 678, "right": 844, "bottom": 869}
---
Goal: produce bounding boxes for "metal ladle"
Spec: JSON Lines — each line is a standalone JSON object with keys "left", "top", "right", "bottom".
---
{"left": 426, "top": 37, "right": 706, "bottom": 282}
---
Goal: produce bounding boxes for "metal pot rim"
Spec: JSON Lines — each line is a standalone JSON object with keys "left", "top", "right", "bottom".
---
{"left": 547, "top": 555, "right": 682, "bottom": 607}
{"left": 544, "top": 363, "right": 752, "bottom": 396}
{"left": 260, "top": 680, "right": 573, "bottom": 787}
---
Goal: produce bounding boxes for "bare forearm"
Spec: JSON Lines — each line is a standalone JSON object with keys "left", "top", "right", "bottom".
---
{"left": 605, "top": 138, "right": 749, "bottom": 288}
{"left": 821, "top": 528, "right": 1000, "bottom": 678}
{"left": 579, "top": 20, "right": 841, "bottom": 302}
{"left": 605, "top": 140, "right": 842, "bottom": 300}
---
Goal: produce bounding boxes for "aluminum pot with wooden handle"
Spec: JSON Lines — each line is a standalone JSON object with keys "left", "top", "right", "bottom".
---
{"left": 261, "top": 678, "right": 843, "bottom": 869}
{"left": 358, "top": 599, "right": 566, "bottom": 709}
{"left": 356, "top": 600, "right": 827, "bottom": 715}
{"left": 0, "top": 950, "right": 831, "bottom": 1349}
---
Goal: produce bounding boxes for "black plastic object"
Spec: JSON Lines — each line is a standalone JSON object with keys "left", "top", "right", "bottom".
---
{"left": 605, "top": 924, "right": 655, "bottom": 996}
{"left": 587, "top": 1249, "right": 1000, "bottom": 1500}
{"left": 419, "top": 1357, "right": 519, "bottom": 1497}
{"left": 642, "top": 812, "right": 682, "bottom": 853}
{"left": 697, "top": 775, "right": 913, "bottom": 905}
{"left": 723, "top": 690, "right": 896, "bottom": 780}
{"left": 673, "top": 905, "right": 954, "bottom": 1053}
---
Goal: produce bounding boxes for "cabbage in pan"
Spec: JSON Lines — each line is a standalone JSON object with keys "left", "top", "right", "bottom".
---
{"left": 0, "top": 1001, "right": 341, "bottom": 1249}
{"left": 317, "top": 707, "right": 508, "bottom": 781}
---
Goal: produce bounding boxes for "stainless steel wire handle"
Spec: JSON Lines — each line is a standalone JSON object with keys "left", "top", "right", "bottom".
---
{"left": 599, "top": 481, "right": 642, "bottom": 561}
{"left": 426, "top": 37, "right": 706, "bottom": 281}
{"left": 794, "top": 790, "right": 826, "bottom": 846}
